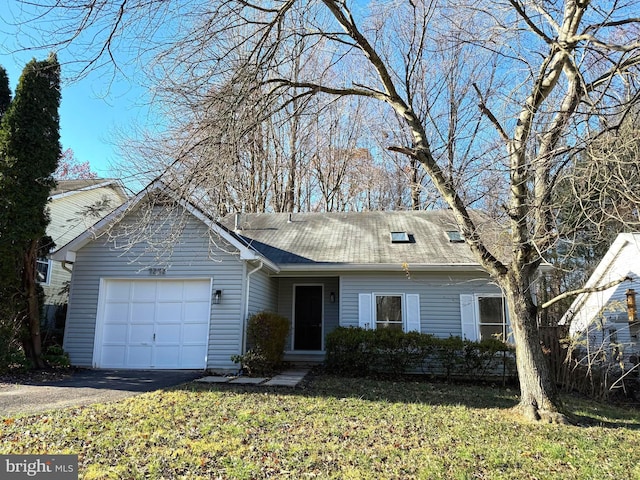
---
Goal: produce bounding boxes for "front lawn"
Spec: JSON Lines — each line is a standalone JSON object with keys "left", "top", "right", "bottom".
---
{"left": 2, "top": 374, "right": 639, "bottom": 479}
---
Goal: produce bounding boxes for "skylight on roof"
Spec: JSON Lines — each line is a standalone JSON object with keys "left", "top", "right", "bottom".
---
{"left": 446, "top": 230, "right": 465, "bottom": 243}
{"left": 390, "top": 231, "right": 411, "bottom": 243}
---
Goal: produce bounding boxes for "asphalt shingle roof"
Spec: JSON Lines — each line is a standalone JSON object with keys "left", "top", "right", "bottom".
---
{"left": 221, "top": 210, "right": 505, "bottom": 266}
{"left": 50, "top": 179, "right": 119, "bottom": 196}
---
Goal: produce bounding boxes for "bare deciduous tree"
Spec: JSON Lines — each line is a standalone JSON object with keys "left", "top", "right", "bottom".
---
{"left": 17, "top": 0, "right": 640, "bottom": 422}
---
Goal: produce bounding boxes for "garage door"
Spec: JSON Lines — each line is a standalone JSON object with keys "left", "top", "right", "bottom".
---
{"left": 95, "top": 279, "right": 211, "bottom": 369}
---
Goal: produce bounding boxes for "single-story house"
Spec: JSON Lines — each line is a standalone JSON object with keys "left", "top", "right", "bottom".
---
{"left": 51, "top": 181, "right": 511, "bottom": 370}
{"left": 560, "top": 233, "right": 640, "bottom": 363}
{"left": 42, "top": 179, "right": 128, "bottom": 324}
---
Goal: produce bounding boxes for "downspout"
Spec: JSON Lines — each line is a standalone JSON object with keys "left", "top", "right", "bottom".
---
{"left": 61, "top": 261, "right": 73, "bottom": 273}
{"left": 242, "top": 261, "right": 264, "bottom": 354}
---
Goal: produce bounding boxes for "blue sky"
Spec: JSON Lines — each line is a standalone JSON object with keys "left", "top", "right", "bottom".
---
{"left": 0, "top": 4, "right": 148, "bottom": 178}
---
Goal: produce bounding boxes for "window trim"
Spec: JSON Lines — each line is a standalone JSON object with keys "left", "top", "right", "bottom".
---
{"left": 475, "top": 294, "right": 510, "bottom": 343}
{"left": 36, "top": 258, "right": 52, "bottom": 286}
{"left": 374, "top": 293, "right": 405, "bottom": 330}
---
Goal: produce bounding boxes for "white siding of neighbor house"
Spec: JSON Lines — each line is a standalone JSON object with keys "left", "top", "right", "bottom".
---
{"left": 570, "top": 279, "right": 640, "bottom": 360}
{"left": 340, "top": 271, "right": 502, "bottom": 337}
{"left": 43, "top": 186, "right": 128, "bottom": 313}
{"left": 566, "top": 235, "right": 640, "bottom": 361}
{"left": 63, "top": 206, "right": 246, "bottom": 370}
{"left": 247, "top": 267, "right": 278, "bottom": 317}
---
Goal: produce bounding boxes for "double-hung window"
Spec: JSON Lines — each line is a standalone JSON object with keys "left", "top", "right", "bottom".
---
{"left": 477, "top": 296, "right": 509, "bottom": 342}
{"left": 358, "top": 293, "right": 421, "bottom": 332}
{"left": 375, "top": 295, "right": 403, "bottom": 330}
{"left": 36, "top": 258, "right": 52, "bottom": 285}
{"left": 460, "top": 294, "right": 511, "bottom": 343}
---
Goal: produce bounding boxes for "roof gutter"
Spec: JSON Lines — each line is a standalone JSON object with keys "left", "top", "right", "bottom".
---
{"left": 242, "top": 260, "right": 264, "bottom": 354}
{"left": 274, "top": 262, "right": 489, "bottom": 273}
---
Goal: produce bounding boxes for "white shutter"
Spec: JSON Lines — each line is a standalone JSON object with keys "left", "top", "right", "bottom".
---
{"left": 358, "top": 293, "right": 372, "bottom": 329}
{"left": 460, "top": 294, "right": 477, "bottom": 341}
{"left": 405, "top": 294, "right": 421, "bottom": 332}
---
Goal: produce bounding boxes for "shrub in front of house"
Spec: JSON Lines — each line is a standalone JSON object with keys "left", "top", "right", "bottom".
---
{"left": 325, "top": 326, "right": 515, "bottom": 380}
{"left": 232, "top": 311, "right": 290, "bottom": 376}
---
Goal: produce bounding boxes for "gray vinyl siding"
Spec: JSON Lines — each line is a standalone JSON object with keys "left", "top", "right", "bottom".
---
{"left": 276, "top": 277, "right": 340, "bottom": 351}
{"left": 63, "top": 207, "right": 245, "bottom": 370}
{"left": 340, "top": 271, "right": 502, "bottom": 337}
{"left": 247, "top": 268, "right": 278, "bottom": 317}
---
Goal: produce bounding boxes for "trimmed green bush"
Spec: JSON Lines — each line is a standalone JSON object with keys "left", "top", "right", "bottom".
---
{"left": 325, "top": 326, "right": 515, "bottom": 380}
{"left": 232, "top": 311, "right": 290, "bottom": 376}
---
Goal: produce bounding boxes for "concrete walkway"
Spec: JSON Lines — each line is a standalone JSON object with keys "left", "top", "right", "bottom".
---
{"left": 195, "top": 368, "right": 309, "bottom": 387}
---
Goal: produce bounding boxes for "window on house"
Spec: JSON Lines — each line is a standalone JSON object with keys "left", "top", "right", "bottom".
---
{"left": 390, "top": 231, "right": 410, "bottom": 243}
{"left": 446, "top": 230, "right": 465, "bottom": 243}
{"left": 36, "top": 258, "right": 52, "bottom": 285}
{"left": 478, "top": 296, "right": 508, "bottom": 341}
{"left": 375, "top": 295, "right": 403, "bottom": 330}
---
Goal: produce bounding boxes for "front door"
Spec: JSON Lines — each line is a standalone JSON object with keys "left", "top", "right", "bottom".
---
{"left": 294, "top": 285, "right": 323, "bottom": 350}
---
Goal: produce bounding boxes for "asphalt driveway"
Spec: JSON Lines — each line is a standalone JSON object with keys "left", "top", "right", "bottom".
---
{"left": 0, "top": 369, "right": 202, "bottom": 417}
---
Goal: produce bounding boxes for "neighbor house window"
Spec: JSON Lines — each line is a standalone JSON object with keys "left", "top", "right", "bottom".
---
{"left": 478, "top": 296, "right": 508, "bottom": 341}
{"left": 375, "top": 295, "right": 403, "bottom": 330}
{"left": 36, "top": 258, "right": 52, "bottom": 285}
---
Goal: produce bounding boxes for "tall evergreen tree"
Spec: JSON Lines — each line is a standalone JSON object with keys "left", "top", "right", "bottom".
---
{"left": 0, "top": 53, "right": 61, "bottom": 368}
{"left": 0, "top": 66, "right": 10, "bottom": 120}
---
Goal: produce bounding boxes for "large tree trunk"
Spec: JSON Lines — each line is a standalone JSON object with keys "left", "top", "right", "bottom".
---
{"left": 503, "top": 275, "right": 567, "bottom": 423}
{"left": 21, "top": 239, "right": 45, "bottom": 369}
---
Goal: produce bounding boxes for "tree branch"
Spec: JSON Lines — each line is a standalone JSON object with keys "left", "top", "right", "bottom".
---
{"left": 472, "top": 83, "right": 509, "bottom": 143}
{"left": 541, "top": 275, "right": 633, "bottom": 309}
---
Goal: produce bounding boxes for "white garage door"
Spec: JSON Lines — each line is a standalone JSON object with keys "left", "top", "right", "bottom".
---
{"left": 95, "top": 279, "right": 211, "bottom": 369}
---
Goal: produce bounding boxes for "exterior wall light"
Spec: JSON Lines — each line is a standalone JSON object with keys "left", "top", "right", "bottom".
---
{"left": 213, "top": 289, "right": 222, "bottom": 304}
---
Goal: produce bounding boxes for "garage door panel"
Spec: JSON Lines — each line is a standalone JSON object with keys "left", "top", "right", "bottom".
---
{"left": 96, "top": 279, "right": 211, "bottom": 369}
{"left": 154, "top": 346, "right": 181, "bottom": 367}
{"left": 106, "top": 281, "right": 131, "bottom": 301}
{"left": 129, "top": 324, "right": 154, "bottom": 343}
{"left": 184, "top": 281, "right": 211, "bottom": 300}
{"left": 102, "top": 324, "right": 128, "bottom": 344}
{"left": 156, "top": 303, "right": 183, "bottom": 322}
{"left": 155, "top": 324, "right": 182, "bottom": 343}
{"left": 157, "top": 281, "right": 183, "bottom": 299}
{"left": 132, "top": 282, "right": 157, "bottom": 300}
{"left": 127, "top": 346, "right": 154, "bottom": 367}
{"left": 131, "top": 303, "right": 155, "bottom": 323}
{"left": 103, "top": 303, "right": 130, "bottom": 323}
{"left": 181, "top": 345, "right": 208, "bottom": 367}
{"left": 100, "top": 345, "right": 126, "bottom": 367}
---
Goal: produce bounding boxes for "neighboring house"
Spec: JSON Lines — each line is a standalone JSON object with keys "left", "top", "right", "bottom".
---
{"left": 51, "top": 181, "right": 511, "bottom": 371}
{"left": 41, "top": 179, "right": 128, "bottom": 325}
{"left": 560, "top": 233, "right": 640, "bottom": 364}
